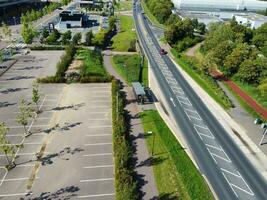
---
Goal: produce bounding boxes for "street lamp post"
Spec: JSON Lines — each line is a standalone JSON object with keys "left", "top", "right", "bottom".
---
{"left": 148, "top": 131, "right": 155, "bottom": 156}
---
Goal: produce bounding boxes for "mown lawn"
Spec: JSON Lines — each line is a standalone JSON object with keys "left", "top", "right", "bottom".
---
{"left": 115, "top": 0, "right": 133, "bottom": 11}
{"left": 76, "top": 49, "right": 107, "bottom": 77}
{"left": 111, "top": 16, "right": 136, "bottom": 52}
{"left": 140, "top": 110, "right": 214, "bottom": 200}
{"left": 112, "top": 54, "right": 148, "bottom": 86}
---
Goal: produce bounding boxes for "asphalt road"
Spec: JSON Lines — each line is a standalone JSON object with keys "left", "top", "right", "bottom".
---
{"left": 133, "top": 1, "right": 267, "bottom": 199}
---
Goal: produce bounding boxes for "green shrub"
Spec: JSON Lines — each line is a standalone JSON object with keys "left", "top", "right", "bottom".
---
{"left": 112, "top": 80, "right": 138, "bottom": 200}
{"left": 30, "top": 46, "right": 65, "bottom": 50}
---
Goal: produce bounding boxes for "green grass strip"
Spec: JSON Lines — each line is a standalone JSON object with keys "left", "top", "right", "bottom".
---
{"left": 140, "top": 110, "right": 213, "bottom": 200}
{"left": 171, "top": 49, "right": 232, "bottom": 109}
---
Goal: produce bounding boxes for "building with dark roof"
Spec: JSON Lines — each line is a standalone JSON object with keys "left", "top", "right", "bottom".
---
{"left": 57, "top": 10, "right": 86, "bottom": 29}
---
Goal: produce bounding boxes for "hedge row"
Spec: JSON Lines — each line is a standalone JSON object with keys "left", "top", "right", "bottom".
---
{"left": 30, "top": 45, "right": 65, "bottom": 50}
{"left": 37, "top": 45, "right": 76, "bottom": 83}
{"left": 111, "top": 80, "right": 138, "bottom": 200}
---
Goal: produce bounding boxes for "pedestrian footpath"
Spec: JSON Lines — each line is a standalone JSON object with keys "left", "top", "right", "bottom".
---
{"left": 210, "top": 69, "right": 267, "bottom": 120}
{"left": 103, "top": 51, "right": 158, "bottom": 199}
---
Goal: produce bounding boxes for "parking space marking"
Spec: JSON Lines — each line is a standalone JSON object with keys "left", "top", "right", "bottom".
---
{"left": 83, "top": 153, "right": 112, "bottom": 157}
{"left": 85, "top": 134, "right": 111, "bottom": 137}
{"left": 84, "top": 143, "right": 112, "bottom": 146}
{"left": 83, "top": 165, "right": 113, "bottom": 169}
{"left": 80, "top": 178, "right": 114, "bottom": 183}
{"left": 88, "top": 125, "right": 112, "bottom": 128}
{"left": 0, "top": 193, "right": 27, "bottom": 197}
{"left": 3, "top": 177, "right": 39, "bottom": 182}
{"left": 78, "top": 193, "right": 115, "bottom": 198}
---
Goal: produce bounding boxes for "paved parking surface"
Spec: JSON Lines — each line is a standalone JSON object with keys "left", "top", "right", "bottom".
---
{"left": 0, "top": 51, "right": 64, "bottom": 199}
{"left": 26, "top": 84, "right": 114, "bottom": 200}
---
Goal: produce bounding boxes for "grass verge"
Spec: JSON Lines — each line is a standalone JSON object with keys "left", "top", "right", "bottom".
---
{"left": 171, "top": 49, "right": 233, "bottom": 109}
{"left": 141, "top": 1, "right": 165, "bottom": 29}
{"left": 111, "top": 15, "right": 136, "bottom": 52}
{"left": 111, "top": 80, "right": 138, "bottom": 200}
{"left": 234, "top": 80, "right": 267, "bottom": 111}
{"left": 112, "top": 54, "right": 148, "bottom": 86}
{"left": 223, "top": 83, "right": 263, "bottom": 119}
{"left": 140, "top": 110, "right": 213, "bottom": 200}
{"left": 115, "top": 0, "right": 133, "bottom": 11}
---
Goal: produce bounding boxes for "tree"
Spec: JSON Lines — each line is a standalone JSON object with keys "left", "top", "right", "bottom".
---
{"left": 93, "top": 30, "right": 108, "bottom": 47}
{"left": 108, "top": 16, "right": 116, "bottom": 31}
{"left": 32, "top": 81, "right": 41, "bottom": 113}
{"left": 258, "top": 78, "right": 267, "bottom": 97}
{"left": 61, "top": 30, "right": 72, "bottom": 45}
{"left": 236, "top": 58, "right": 266, "bottom": 84}
{"left": 42, "top": 28, "right": 49, "bottom": 39}
{"left": 0, "top": 23, "right": 11, "bottom": 41}
{"left": 46, "top": 29, "right": 61, "bottom": 44}
{"left": 21, "top": 22, "right": 37, "bottom": 44}
{"left": 0, "top": 122, "right": 16, "bottom": 168}
{"left": 72, "top": 32, "right": 82, "bottom": 45}
{"left": 197, "top": 22, "right": 206, "bottom": 35}
{"left": 85, "top": 30, "right": 93, "bottom": 46}
{"left": 0, "top": 51, "right": 3, "bottom": 63}
{"left": 16, "top": 98, "right": 34, "bottom": 136}
{"left": 223, "top": 43, "right": 252, "bottom": 77}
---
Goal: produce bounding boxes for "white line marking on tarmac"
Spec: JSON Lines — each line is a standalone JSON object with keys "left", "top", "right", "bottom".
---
{"left": 83, "top": 153, "right": 112, "bottom": 157}
{"left": 80, "top": 178, "right": 114, "bottom": 183}
{"left": 84, "top": 143, "right": 112, "bottom": 146}
{"left": 3, "top": 177, "right": 39, "bottom": 182}
{"left": 221, "top": 172, "right": 238, "bottom": 197}
{"left": 85, "top": 134, "right": 111, "bottom": 137}
{"left": 78, "top": 193, "right": 115, "bottom": 198}
{"left": 83, "top": 165, "right": 113, "bottom": 169}
{"left": 0, "top": 193, "right": 27, "bottom": 197}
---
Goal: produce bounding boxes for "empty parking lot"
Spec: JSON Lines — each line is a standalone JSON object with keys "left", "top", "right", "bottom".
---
{"left": 0, "top": 51, "right": 114, "bottom": 199}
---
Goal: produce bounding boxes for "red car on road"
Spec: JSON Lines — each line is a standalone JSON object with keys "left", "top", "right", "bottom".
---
{"left": 160, "top": 48, "right": 167, "bottom": 55}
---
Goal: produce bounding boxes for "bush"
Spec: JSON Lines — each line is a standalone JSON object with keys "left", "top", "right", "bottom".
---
{"left": 112, "top": 80, "right": 138, "bottom": 200}
{"left": 174, "top": 36, "right": 203, "bottom": 53}
{"left": 30, "top": 46, "right": 65, "bottom": 50}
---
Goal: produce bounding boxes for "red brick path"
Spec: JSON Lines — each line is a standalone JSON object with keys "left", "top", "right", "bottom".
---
{"left": 210, "top": 69, "right": 267, "bottom": 120}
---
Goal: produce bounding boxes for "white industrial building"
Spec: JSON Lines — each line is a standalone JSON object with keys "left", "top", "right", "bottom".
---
{"left": 234, "top": 13, "right": 267, "bottom": 29}
{"left": 172, "top": 0, "right": 267, "bottom": 12}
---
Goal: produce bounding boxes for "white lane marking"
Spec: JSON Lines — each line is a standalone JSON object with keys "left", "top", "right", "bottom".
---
{"left": 84, "top": 143, "right": 112, "bottom": 146}
{"left": 3, "top": 177, "right": 38, "bottom": 182}
{"left": 221, "top": 168, "right": 241, "bottom": 178}
{"left": 207, "top": 148, "right": 217, "bottom": 164}
{"left": 80, "top": 178, "right": 114, "bottom": 183}
{"left": 207, "top": 148, "right": 231, "bottom": 163}
{"left": 205, "top": 143, "right": 223, "bottom": 151}
{"left": 88, "top": 125, "right": 112, "bottom": 128}
{"left": 83, "top": 153, "right": 112, "bottom": 157}
{"left": 221, "top": 172, "right": 238, "bottom": 197}
{"left": 16, "top": 164, "right": 34, "bottom": 167}
{"left": 0, "top": 193, "right": 28, "bottom": 197}
{"left": 221, "top": 168, "right": 254, "bottom": 196}
{"left": 78, "top": 193, "right": 115, "bottom": 198}
{"left": 83, "top": 165, "right": 113, "bottom": 169}
{"left": 194, "top": 125, "right": 215, "bottom": 139}
{"left": 85, "top": 134, "right": 111, "bottom": 137}
{"left": 170, "top": 97, "right": 176, "bottom": 107}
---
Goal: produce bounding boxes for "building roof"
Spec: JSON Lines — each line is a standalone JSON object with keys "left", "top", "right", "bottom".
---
{"left": 234, "top": 13, "right": 267, "bottom": 21}
{"left": 132, "top": 82, "right": 146, "bottom": 96}
{"left": 59, "top": 11, "right": 84, "bottom": 22}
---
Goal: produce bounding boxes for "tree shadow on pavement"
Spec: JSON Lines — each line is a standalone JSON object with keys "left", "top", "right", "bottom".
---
{"left": 52, "top": 103, "right": 85, "bottom": 111}
{"left": 6, "top": 76, "right": 35, "bottom": 81}
{"left": 40, "top": 147, "right": 84, "bottom": 166}
{"left": 0, "top": 101, "right": 16, "bottom": 108}
{"left": 22, "top": 185, "right": 80, "bottom": 200}
{"left": 136, "top": 156, "right": 166, "bottom": 167}
{"left": 0, "top": 87, "right": 28, "bottom": 94}
{"left": 150, "top": 193, "right": 179, "bottom": 200}
{"left": 16, "top": 66, "right": 43, "bottom": 70}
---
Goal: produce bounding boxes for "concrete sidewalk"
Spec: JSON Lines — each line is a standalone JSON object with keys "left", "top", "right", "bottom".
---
{"left": 103, "top": 51, "right": 158, "bottom": 199}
